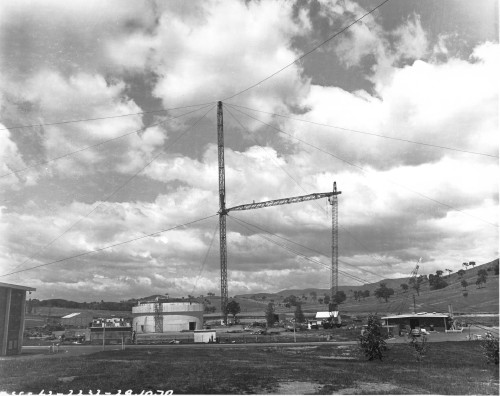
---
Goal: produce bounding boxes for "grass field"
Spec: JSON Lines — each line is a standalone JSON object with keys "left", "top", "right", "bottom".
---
{"left": 1, "top": 342, "right": 498, "bottom": 394}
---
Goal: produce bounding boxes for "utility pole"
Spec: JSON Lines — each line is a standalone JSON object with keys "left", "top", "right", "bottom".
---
{"left": 102, "top": 320, "right": 106, "bottom": 351}
{"left": 217, "top": 101, "right": 229, "bottom": 323}
{"left": 413, "top": 294, "right": 417, "bottom": 313}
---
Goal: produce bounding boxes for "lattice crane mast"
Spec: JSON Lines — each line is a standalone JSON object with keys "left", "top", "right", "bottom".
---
{"left": 328, "top": 182, "right": 339, "bottom": 303}
{"left": 397, "top": 257, "right": 421, "bottom": 314}
{"left": 217, "top": 101, "right": 342, "bottom": 323}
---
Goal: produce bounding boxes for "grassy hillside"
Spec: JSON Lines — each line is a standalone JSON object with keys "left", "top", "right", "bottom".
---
{"left": 236, "top": 259, "right": 499, "bottom": 314}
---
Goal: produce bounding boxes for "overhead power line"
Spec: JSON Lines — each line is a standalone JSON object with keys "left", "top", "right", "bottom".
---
{"left": 230, "top": 214, "right": 386, "bottom": 283}
{"left": 1, "top": 103, "right": 215, "bottom": 179}
{"left": 228, "top": 215, "right": 371, "bottom": 285}
{"left": 227, "top": 104, "right": 499, "bottom": 228}
{"left": 0, "top": 214, "right": 218, "bottom": 278}
{"left": 224, "top": 103, "right": 395, "bottom": 270}
{"left": 0, "top": 102, "right": 215, "bottom": 132}
{"left": 226, "top": 103, "right": 498, "bottom": 159}
{"left": 6, "top": 104, "right": 216, "bottom": 276}
{"left": 191, "top": 222, "right": 219, "bottom": 296}
{"left": 223, "top": 0, "right": 391, "bottom": 101}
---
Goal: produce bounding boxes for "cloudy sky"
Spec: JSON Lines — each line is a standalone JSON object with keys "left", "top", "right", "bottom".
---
{"left": 0, "top": 0, "right": 498, "bottom": 302}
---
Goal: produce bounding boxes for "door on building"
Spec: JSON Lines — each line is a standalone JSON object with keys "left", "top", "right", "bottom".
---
{"left": 189, "top": 322, "right": 196, "bottom": 330}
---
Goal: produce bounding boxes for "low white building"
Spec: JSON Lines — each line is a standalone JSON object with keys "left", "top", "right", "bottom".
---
{"left": 194, "top": 330, "right": 217, "bottom": 343}
{"left": 132, "top": 301, "right": 204, "bottom": 333}
{"left": 315, "top": 311, "right": 342, "bottom": 326}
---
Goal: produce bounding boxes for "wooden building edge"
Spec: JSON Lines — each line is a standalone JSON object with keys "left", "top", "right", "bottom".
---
{"left": 0, "top": 281, "right": 36, "bottom": 356}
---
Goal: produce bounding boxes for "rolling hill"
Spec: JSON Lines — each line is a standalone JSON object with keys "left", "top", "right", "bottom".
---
{"left": 235, "top": 259, "right": 499, "bottom": 315}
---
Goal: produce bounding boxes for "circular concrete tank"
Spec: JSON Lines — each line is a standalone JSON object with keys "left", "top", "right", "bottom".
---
{"left": 132, "top": 302, "right": 203, "bottom": 333}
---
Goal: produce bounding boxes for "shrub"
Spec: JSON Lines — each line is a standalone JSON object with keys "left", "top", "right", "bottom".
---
{"left": 408, "top": 334, "right": 428, "bottom": 362}
{"left": 359, "top": 314, "right": 386, "bottom": 361}
{"left": 480, "top": 333, "right": 499, "bottom": 365}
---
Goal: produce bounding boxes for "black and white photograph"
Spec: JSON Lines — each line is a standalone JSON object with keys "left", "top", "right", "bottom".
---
{"left": 0, "top": 0, "right": 498, "bottom": 394}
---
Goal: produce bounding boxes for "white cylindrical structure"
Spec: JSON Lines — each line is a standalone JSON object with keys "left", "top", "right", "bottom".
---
{"left": 132, "top": 302, "right": 204, "bottom": 333}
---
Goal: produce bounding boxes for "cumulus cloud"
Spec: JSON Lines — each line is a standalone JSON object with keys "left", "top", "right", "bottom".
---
{"left": 0, "top": 1, "right": 497, "bottom": 301}
{"left": 0, "top": 129, "right": 38, "bottom": 189}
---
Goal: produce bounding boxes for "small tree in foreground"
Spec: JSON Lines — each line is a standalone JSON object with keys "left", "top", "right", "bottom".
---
{"left": 359, "top": 314, "right": 386, "bottom": 361}
{"left": 408, "top": 334, "right": 428, "bottom": 362}
{"left": 480, "top": 333, "right": 499, "bottom": 365}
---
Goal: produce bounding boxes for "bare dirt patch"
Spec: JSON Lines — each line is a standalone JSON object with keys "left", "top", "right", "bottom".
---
{"left": 271, "top": 381, "right": 320, "bottom": 395}
{"left": 337, "top": 381, "right": 399, "bottom": 394}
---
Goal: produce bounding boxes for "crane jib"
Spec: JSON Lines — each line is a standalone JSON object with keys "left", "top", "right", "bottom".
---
{"left": 226, "top": 190, "right": 342, "bottom": 213}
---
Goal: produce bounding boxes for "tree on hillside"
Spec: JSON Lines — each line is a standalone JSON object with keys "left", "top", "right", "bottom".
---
{"left": 429, "top": 270, "right": 448, "bottom": 290}
{"left": 310, "top": 291, "right": 317, "bottom": 302}
{"left": 265, "top": 303, "right": 276, "bottom": 327}
{"left": 409, "top": 275, "right": 425, "bottom": 296}
{"left": 445, "top": 269, "right": 453, "bottom": 277}
{"left": 323, "top": 295, "right": 331, "bottom": 305}
{"left": 225, "top": 300, "right": 241, "bottom": 322}
{"left": 294, "top": 303, "right": 305, "bottom": 323}
{"left": 457, "top": 269, "right": 466, "bottom": 278}
{"left": 318, "top": 298, "right": 323, "bottom": 304}
{"left": 476, "top": 269, "right": 488, "bottom": 289}
{"left": 333, "top": 291, "right": 347, "bottom": 305}
{"left": 374, "top": 283, "right": 394, "bottom": 302}
{"left": 353, "top": 291, "right": 360, "bottom": 301}
{"left": 363, "top": 290, "right": 370, "bottom": 299}
{"left": 283, "top": 295, "right": 298, "bottom": 307}
{"left": 463, "top": 262, "right": 469, "bottom": 270}
{"left": 400, "top": 283, "right": 409, "bottom": 293}
{"left": 469, "top": 261, "right": 476, "bottom": 269}
{"left": 461, "top": 279, "right": 468, "bottom": 291}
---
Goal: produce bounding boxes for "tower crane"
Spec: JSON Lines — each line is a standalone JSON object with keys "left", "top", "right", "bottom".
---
{"left": 397, "top": 257, "right": 421, "bottom": 315}
{"left": 217, "top": 101, "right": 342, "bottom": 322}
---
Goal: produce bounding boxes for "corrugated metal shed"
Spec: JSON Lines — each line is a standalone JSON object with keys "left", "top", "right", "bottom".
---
{"left": 315, "top": 311, "right": 340, "bottom": 319}
{"left": 1, "top": 282, "right": 36, "bottom": 355}
{"left": 381, "top": 312, "right": 449, "bottom": 319}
